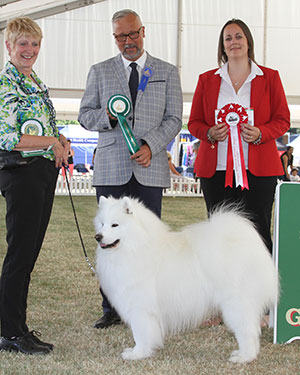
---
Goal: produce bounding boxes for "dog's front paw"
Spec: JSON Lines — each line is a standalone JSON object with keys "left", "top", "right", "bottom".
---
{"left": 229, "top": 350, "right": 257, "bottom": 363}
{"left": 122, "top": 347, "right": 133, "bottom": 354}
{"left": 121, "top": 347, "right": 152, "bottom": 360}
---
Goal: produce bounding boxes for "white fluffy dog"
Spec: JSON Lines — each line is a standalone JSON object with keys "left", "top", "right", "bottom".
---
{"left": 94, "top": 196, "right": 278, "bottom": 363}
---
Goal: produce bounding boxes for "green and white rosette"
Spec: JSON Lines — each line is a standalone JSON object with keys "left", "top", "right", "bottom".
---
{"left": 20, "top": 119, "right": 54, "bottom": 158}
{"left": 107, "top": 94, "right": 140, "bottom": 155}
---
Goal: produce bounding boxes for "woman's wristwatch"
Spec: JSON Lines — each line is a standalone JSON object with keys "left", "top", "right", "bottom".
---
{"left": 252, "top": 131, "right": 262, "bottom": 145}
{"left": 207, "top": 129, "right": 215, "bottom": 144}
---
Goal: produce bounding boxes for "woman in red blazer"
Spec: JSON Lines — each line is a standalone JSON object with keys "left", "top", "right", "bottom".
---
{"left": 188, "top": 19, "right": 290, "bottom": 253}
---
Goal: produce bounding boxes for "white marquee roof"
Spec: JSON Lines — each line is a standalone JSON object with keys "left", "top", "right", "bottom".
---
{"left": 0, "top": 0, "right": 106, "bottom": 29}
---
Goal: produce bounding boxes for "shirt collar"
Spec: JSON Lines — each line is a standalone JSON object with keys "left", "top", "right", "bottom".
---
{"left": 121, "top": 51, "right": 147, "bottom": 70}
{"left": 5, "top": 61, "right": 47, "bottom": 92}
{"left": 215, "top": 60, "right": 264, "bottom": 84}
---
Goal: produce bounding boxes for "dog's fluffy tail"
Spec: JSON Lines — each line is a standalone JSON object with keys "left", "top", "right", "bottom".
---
{"left": 207, "top": 204, "right": 279, "bottom": 312}
{"left": 209, "top": 201, "right": 253, "bottom": 223}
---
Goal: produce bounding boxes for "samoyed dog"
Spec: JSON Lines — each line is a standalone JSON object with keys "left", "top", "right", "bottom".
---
{"left": 94, "top": 196, "right": 278, "bottom": 363}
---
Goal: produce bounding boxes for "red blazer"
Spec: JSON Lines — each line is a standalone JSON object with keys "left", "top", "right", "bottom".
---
{"left": 188, "top": 66, "right": 290, "bottom": 177}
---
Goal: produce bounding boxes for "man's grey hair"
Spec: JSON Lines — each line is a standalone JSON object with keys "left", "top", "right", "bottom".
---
{"left": 112, "top": 9, "right": 142, "bottom": 24}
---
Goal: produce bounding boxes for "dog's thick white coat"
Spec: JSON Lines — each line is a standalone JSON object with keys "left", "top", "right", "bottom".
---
{"left": 95, "top": 196, "right": 278, "bottom": 363}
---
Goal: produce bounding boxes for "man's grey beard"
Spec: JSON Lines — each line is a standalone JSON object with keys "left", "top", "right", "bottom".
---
{"left": 123, "top": 43, "right": 142, "bottom": 59}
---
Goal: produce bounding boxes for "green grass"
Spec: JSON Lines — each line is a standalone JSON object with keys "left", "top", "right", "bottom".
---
{"left": 0, "top": 195, "right": 299, "bottom": 374}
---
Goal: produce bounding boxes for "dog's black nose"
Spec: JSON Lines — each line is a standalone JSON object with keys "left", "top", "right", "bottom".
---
{"left": 95, "top": 234, "right": 103, "bottom": 243}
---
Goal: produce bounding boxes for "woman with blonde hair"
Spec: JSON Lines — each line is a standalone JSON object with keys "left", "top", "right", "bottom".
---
{"left": 0, "top": 17, "right": 69, "bottom": 354}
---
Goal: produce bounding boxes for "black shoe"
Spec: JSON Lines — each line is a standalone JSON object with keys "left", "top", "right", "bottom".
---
{"left": 27, "top": 331, "right": 54, "bottom": 351}
{"left": 94, "top": 311, "right": 121, "bottom": 329}
{"left": 0, "top": 334, "right": 51, "bottom": 355}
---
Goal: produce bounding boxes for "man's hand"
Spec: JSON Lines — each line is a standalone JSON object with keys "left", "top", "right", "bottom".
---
{"left": 130, "top": 144, "right": 152, "bottom": 167}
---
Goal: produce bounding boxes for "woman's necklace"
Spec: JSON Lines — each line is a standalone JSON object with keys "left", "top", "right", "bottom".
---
{"left": 229, "top": 62, "right": 251, "bottom": 89}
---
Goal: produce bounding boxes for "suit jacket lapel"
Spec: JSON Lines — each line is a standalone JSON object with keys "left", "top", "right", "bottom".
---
{"left": 207, "top": 73, "right": 221, "bottom": 110}
{"left": 205, "top": 72, "right": 221, "bottom": 125}
{"left": 113, "top": 54, "right": 131, "bottom": 97}
{"left": 113, "top": 52, "right": 156, "bottom": 108}
{"left": 251, "top": 73, "right": 266, "bottom": 111}
{"left": 135, "top": 52, "right": 153, "bottom": 107}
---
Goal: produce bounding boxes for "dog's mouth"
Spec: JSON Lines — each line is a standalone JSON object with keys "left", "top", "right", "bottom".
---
{"left": 100, "top": 239, "right": 120, "bottom": 249}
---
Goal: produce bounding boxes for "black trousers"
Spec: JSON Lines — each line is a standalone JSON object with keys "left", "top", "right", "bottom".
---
{"left": 0, "top": 158, "right": 58, "bottom": 338}
{"left": 95, "top": 174, "right": 163, "bottom": 313}
{"left": 200, "top": 171, "right": 277, "bottom": 254}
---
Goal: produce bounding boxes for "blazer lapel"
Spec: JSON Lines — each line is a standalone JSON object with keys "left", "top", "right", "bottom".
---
{"left": 113, "top": 54, "right": 131, "bottom": 97}
{"left": 205, "top": 72, "right": 221, "bottom": 125}
{"left": 207, "top": 73, "right": 221, "bottom": 110}
{"left": 113, "top": 52, "right": 156, "bottom": 107}
{"left": 135, "top": 52, "right": 154, "bottom": 107}
{"left": 251, "top": 73, "right": 266, "bottom": 112}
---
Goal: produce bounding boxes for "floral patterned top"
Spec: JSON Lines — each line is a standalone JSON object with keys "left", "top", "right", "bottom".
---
{"left": 0, "top": 61, "right": 59, "bottom": 159}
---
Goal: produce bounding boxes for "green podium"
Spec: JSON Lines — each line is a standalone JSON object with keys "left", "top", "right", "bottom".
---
{"left": 273, "top": 182, "right": 300, "bottom": 343}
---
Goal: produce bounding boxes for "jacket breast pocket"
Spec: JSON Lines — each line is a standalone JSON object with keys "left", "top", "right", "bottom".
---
{"left": 148, "top": 80, "right": 166, "bottom": 83}
{"left": 145, "top": 81, "right": 166, "bottom": 113}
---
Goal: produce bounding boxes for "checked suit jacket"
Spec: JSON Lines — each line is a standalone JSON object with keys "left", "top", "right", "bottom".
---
{"left": 78, "top": 52, "right": 183, "bottom": 188}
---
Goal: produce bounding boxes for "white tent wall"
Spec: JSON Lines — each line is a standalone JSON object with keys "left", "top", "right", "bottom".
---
{"left": 20, "top": 0, "right": 179, "bottom": 92}
{"left": 267, "top": 0, "right": 300, "bottom": 97}
{"left": 1, "top": 0, "right": 300, "bottom": 107}
{"left": 181, "top": 0, "right": 265, "bottom": 97}
{"left": 1, "top": 0, "right": 299, "bottom": 100}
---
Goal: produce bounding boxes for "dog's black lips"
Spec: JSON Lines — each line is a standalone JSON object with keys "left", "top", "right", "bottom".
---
{"left": 100, "top": 239, "right": 120, "bottom": 249}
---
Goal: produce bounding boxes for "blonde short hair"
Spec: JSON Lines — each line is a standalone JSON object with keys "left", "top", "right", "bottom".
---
{"left": 5, "top": 16, "right": 43, "bottom": 46}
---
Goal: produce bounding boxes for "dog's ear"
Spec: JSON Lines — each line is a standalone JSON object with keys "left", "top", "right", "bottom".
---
{"left": 99, "top": 195, "right": 108, "bottom": 208}
{"left": 123, "top": 197, "right": 133, "bottom": 215}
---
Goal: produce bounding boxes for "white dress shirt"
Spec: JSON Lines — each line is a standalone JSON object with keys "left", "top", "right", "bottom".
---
{"left": 121, "top": 51, "right": 147, "bottom": 83}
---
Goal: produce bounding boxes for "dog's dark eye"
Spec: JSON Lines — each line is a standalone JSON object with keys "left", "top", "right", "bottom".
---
{"left": 112, "top": 223, "right": 119, "bottom": 227}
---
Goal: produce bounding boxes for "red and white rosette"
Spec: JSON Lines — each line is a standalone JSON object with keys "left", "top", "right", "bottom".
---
{"left": 216, "top": 103, "right": 249, "bottom": 190}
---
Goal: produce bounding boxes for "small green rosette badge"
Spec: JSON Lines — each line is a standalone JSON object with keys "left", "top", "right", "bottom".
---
{"left": 107, "top": 94, "right": 140, "bottom": 154}
{"left": 20, "top": 119, "right": 54, "bottom": 158}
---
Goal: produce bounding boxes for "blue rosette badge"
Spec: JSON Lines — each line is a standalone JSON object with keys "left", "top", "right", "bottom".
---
{"left": 107, "top": 94, "right": 140, "bottom": 155}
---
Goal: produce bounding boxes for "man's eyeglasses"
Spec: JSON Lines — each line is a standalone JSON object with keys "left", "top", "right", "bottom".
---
{"left": 114, "top": 27, "right": 143, "bottom": 42}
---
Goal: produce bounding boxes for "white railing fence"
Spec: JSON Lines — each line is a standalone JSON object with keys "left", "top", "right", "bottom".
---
{"left": 164, "top": 176, "right": 202, "bottom": 197}
{"left": 56, "top": 174, "right": 95, "bottom": 196}
{"left": 55, "top": 174, "right": 203, "bottom": 197}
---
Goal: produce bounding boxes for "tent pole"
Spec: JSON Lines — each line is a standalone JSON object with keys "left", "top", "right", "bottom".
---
{"left": 176, "top": 0, "right": 183, "bottom": 76}
{"left": 175, "top": 0, "right": 183, "bottom": 167}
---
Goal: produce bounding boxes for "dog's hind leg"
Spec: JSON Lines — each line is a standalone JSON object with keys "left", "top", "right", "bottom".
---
{"left": 221, "top": 300, "right": 261, "bottom": 363}
{"left": 122, "top": 310, "right": 164, "bottom": 360}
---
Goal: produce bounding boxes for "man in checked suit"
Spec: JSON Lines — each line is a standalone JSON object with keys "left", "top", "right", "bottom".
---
{"left": 78, "top": 9, "right": 183, "bottom": 328}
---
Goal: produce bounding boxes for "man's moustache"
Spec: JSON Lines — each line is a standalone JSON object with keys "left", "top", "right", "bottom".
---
{"left": 124, "top": 44, "right": 137, "bottom": 49}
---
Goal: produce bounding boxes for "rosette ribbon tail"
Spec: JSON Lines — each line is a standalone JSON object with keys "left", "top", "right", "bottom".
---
{"left": 225, "top": 133, "right": 234, "bottom": 188}
{"left": 116, "top": 114, "right": 140, "bottom": 155}
{"left": 237, "top": 127, "right": 249, "bottom": 190}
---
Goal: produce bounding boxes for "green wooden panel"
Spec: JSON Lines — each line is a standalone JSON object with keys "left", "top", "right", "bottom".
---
{"left": 274, "top": 182, "right": 300, "bottom": 343}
